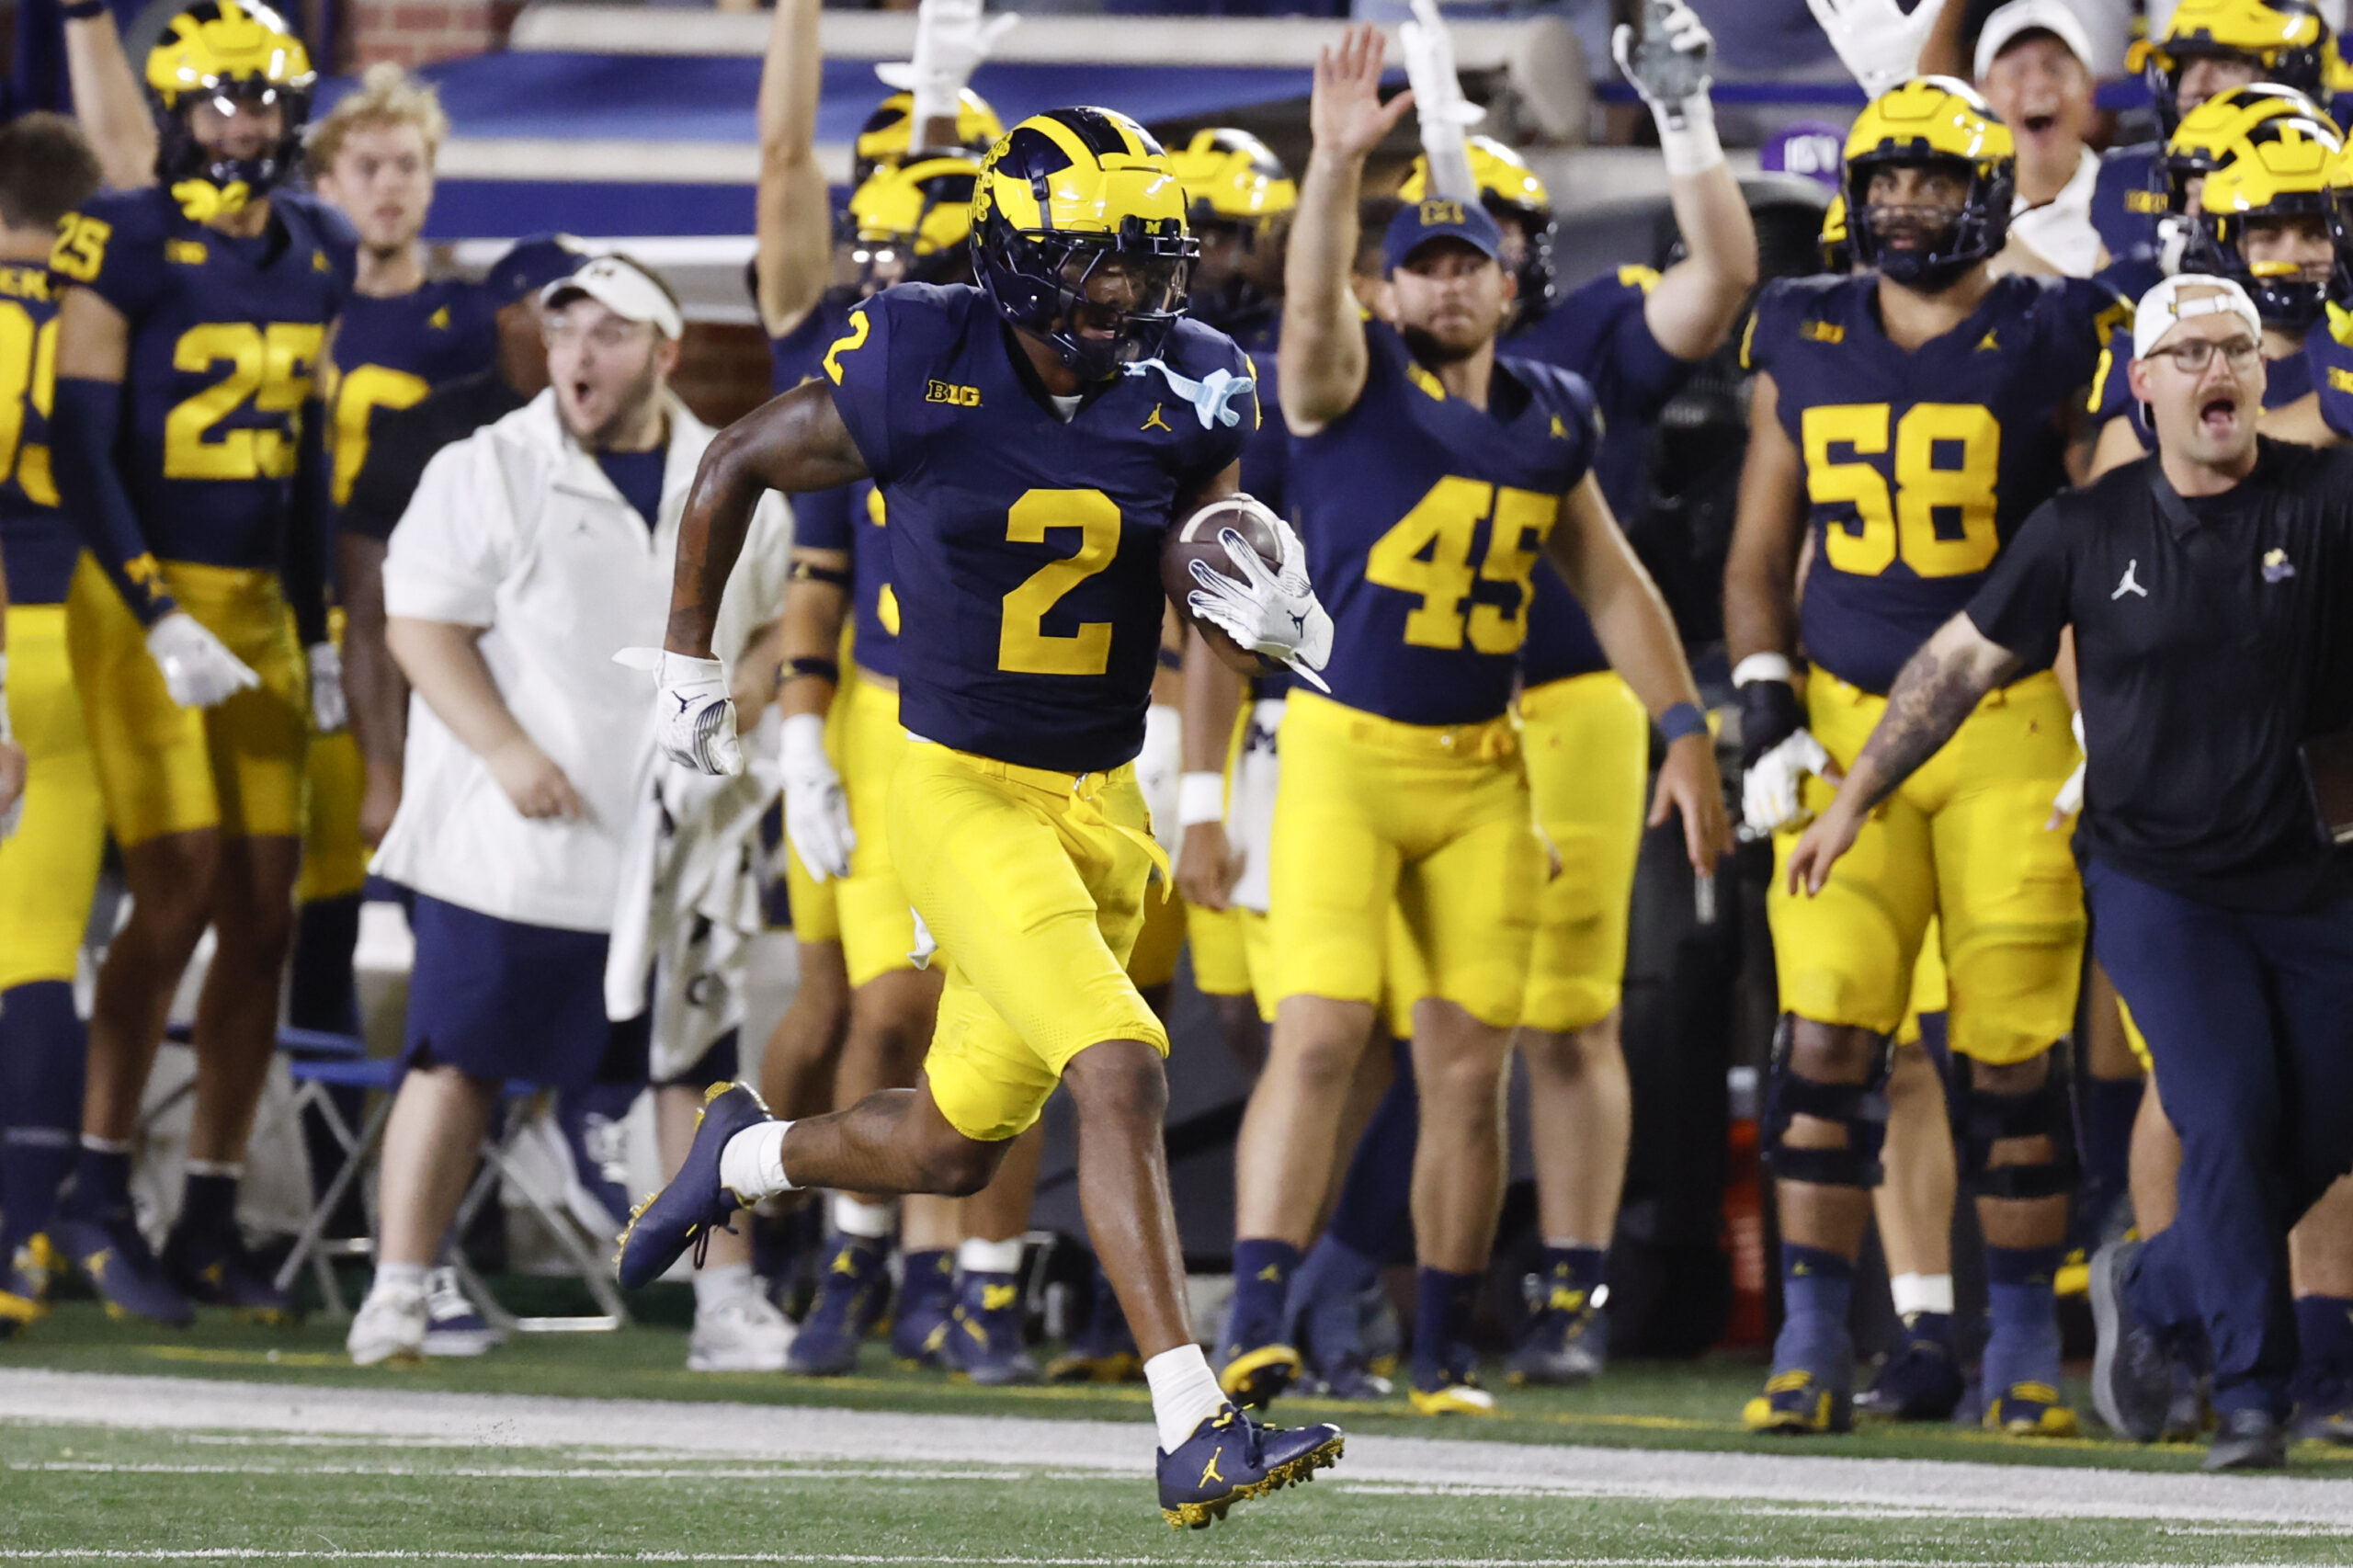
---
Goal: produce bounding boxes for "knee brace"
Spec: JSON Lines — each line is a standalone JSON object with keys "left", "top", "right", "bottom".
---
{"left": 1761, "top": 1017, "right": 1891, "bottom": 1189}
{"left": 1952, "top": 1053, "right": 2079, "bottom": 1201}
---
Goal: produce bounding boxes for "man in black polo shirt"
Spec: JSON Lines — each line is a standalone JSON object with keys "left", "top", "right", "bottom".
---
{"left": 1786, "top": 274, "right": 2353, "bottom": 1471}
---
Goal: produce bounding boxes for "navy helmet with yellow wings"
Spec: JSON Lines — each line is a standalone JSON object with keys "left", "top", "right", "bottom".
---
{"left": 1166, "top": 128, "right": 1295, "bottom": 326}
{"left": 2184, "top": 89, "right": 2347, "bottom": 327}
{"left": 2129, "top": 0, "right": 2329, "bottom": 135}
{"left": 843, "top": 151, "right": 983, "bottom": 290}
{"left": 1842, "top": 76, "right": 2016, "bottom": 291}
{"left": 145, "top": 0, "right": 315, "bottom": 221}
{"left": 972, "top": 107, "right": 1196, "bottom": 380}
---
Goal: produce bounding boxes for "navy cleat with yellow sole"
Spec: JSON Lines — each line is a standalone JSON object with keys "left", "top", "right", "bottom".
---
{"left": 164, "top": 1225, "right": 300, "bottom": 1324}
{"left": 788, "top": 1234, "right": 890, "bottom": 1376}
{"left": 1157, "top": 1404, "right": 1343, "bottom": 1529}
{"left": 51, "top": 1205, "right": 193, "bottom": 1328}
{"left": 1857, "top": 1315, "right": 1964, "bottom": 1422}
{"left": 944, "top": 1269, "right": 1040, "bottom": 1386}
{"left": 0, "top": 1234, "right": 57, "bottom": 1337}
{"left": 1215, "top": 1339, "right": 1302, "bottom": 1410}
{"left": 1744, "top": 1367, "right": 1853, "bottom": 1435}
{"left": 1046, "top": 1266, "right": 1142, "bottom": 1383}
{"left": 614, "top": 1082, "right": 770, "bottom": 1290}
{"left": 890, "top": 1249, "right": 956, "bottom": 1368}
{"left": 1982, "top": 1381, "right": 2079, "bottom": 1437}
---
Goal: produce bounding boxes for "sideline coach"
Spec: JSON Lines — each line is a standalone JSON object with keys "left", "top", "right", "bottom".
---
{"left": 1783, "top": 276, "right": 2353, "bottom": 1471}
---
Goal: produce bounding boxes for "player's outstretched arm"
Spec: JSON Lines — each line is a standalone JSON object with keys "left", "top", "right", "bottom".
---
{"left": 1545, "top": 473, "right": 1731, "bottom": 872}
{"left": 665, "top": 380, "right": 870, "bottom": 662}
{"left": 1721, "top": 369, "right": 1806, "bottom": 668}
{"left": 753, "top": 0, "right": 832, "bottom": 341}
{"left": 1281, "top": 25, "right": 1415, "bottom": 437}
{"left": 63, "top": 5, "right": 156, "bottom": 190}
{"left": 1786, "top": 611, "right": 2019, "bottom": 893}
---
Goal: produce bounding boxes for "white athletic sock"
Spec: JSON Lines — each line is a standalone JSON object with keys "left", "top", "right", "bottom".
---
{"left": 832, "top": 1196, "right": 894, "bottom": 1238}
{"left": 371, "top": 1262, "right": 428, "bottom": 1301}
{"left": 80, "top": 1134, "right": 130, "bottom": 1156}
{"left": 1144, "top": 1344, "right": 1230, "bottom": 1454}
{"left": 692, "top": 1261, "right": 756, "bottom": 1309}
{"left": 957, "top": 1235, "right": 1024, "bottom": 1275}
{"left": 1892, "top": 1272, "right": 1955, "bottom": 1318}
{"left": 185, "top": 1159, "right": 244, "bottom": 1178}
{"left": 719, "top": 1121, "right": 795, "bottom": 1202}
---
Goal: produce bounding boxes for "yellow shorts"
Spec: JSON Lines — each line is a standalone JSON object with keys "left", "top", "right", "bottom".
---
{"left": 1381, "top": 903, "right": 1428, "bottom": 1040}
{"left": 835, "top": 675, "right": 919, "bottom": 988}
{"left": 1769, "top": 667, "right": 2084, "bottom": 1066}
{"left": 1188, "top": 902, "right": 1276, "bottom": 1020}
{"left": 1893, "top": 918, "right": 1949, "bottom": 1047}
{"left": 890, "top": 742, "right": 1169, "bottom": 1142}
{"left": 0, "top": 604, "right": 108, "bottom": 991}
{"left": 1269, "top": 689, "right": 1540, "bottom": 1031}
{"left": 1127, "top": 874, "right": 1187, "bottom": 992}
{"left": 67, "top": 557, "right": 308, "bottom": 847}
{"left": 1519, "top": 671, "right": 1648, "bottom": 1034}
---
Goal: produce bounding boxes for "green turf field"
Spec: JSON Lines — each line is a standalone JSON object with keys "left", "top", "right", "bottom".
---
{"left": 7, "top": 1294, "right": 2353, "bottom": 1565}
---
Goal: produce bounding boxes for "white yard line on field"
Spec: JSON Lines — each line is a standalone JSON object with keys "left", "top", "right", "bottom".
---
{"left": 0, "top": 1556, "right": 2322, "bottom": 1567}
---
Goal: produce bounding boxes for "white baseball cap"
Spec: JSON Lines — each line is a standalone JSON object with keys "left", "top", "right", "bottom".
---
{"left": 540, "top": 254, "right": 684, "bottom": 340}
{"left": 2133, "top": 273, "right": 2265, "bottom": 360}
{"left": 1973, "top": 0, "right": 2099, "bottom": 79}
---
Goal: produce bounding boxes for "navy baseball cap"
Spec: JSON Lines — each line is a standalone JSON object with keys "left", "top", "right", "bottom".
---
{"left": 482, "top": 233, "right": 586, "bottom": 307}
{"left": 1382, "top": 197, "right": 1506, "bottom": 277}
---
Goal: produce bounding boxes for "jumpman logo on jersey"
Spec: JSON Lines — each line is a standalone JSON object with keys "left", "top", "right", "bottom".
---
{"left": 1142, "top": 403, "right": 1173, "bottom": 433}
{"left": 2112, "top": 560, "right": 2148, "bottom": 599}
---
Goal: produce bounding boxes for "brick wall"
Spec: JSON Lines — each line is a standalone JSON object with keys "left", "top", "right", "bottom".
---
{"left": 349, "top": 0, "right": 521, "bottom": 69}
{"left": 672, "top": 323, "right": 774, "bottom": 432}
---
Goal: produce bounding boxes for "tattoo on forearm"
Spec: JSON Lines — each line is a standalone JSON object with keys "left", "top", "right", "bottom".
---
{"left": 1852, "top": 648, "right": 1987, "bottom": 810}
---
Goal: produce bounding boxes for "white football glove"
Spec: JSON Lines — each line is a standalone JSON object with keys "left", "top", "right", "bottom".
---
{"left": 617, "top": 647, "right": 744, "bottom": 778}
{"left": 780, "top": 710, "right": 855, "bottom": 881}
{"left": 144, "top": 611, "right": 260, "bottom": 710}
{"left": 1802, "top": 0, "right": 1944, "bottom": 100}
{"left": 1613, "top": 0, "right": 1714, "bottom": 117}
{"left": 1186, "top": 516, "right": 1335, "bottom": 694}
{"left": 307, "top": 641, "right": 348, "bottom": 733}
{"left": 1139, "top": 703, "right": 1184, "bottom": 855}
{"left": 1400, "top": 0, "right": 1485, "bottom": 203}
{"left": 1741, "top": 727, "right": 1835, "bottom": 839}
{"left": 874, "top": 0, "right": 1017, "bottom": 136}
{"left": 2052, "top": 710, "right": 2086, "bottom": 823}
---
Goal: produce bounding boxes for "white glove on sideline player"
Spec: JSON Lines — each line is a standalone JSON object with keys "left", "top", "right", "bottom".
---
{"left": 144, "top": 611, "right": 260, "bottom": 710}
{"left": 307, "top": 641, "right": 348, "bottom": 733}
{"left": 1612, "top": 0, "right": 1722, "bottom": 172}
{"left": 875, "top": 0, "right": 1018, "bottom": 136}
{"left": 780, "top": 710, "right": 855, "bottom": 881}
{"left": 1803, "top": 0, "right": 1945, "bottom": 100}
{"left": 1400, "top": 0, "right": 1485, "bottom": 201}
{"left": 618, "top": 647, "right": 744, "bottom": 778}
{"left": 1186, "top": 517, "right": 1335, "bottom": 693}
{"left": 1741, "top": 727, "right": 1835, "bottom": 839}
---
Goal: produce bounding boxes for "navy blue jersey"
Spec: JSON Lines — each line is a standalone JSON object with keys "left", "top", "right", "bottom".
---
{"left": 1512, "top": 265, "right": 1699, "bottom": 687}
{"left": 49, "top": 186, "right": 349, "bottom": 571}
{"left": 0, "top": 261, "right": 73, "bottom": 607}
{"left": 2091, "top": 142, "right": 2165, "bottom": 268}
{"left": 770, "top": 296, "right": 855, "bottom": 395}
{"left": 1290, "top": 320, "right": 1599, "bottom": 727}
{"left": 326, "top": 278, "right": 496, "bottom": 508}
{"left": 1223, "top": 307, "right": 1289, "bottom": 519}
{"left": 2307, "top": 303, "right": 2353, "bottom": 438}
{"left": 1744, "top": 271, "right": 2120, "bottom": 694}
{"left": 824, "top": 282, "right": 1255, "bottom": 772}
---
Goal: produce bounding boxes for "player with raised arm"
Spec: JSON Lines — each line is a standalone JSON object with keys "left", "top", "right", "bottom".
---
{"left": 1219, "top": 28, "right": 1729, "bottom": 1418}
{"left": 617, "top": 106, "right": 1344, "bottom": 1528}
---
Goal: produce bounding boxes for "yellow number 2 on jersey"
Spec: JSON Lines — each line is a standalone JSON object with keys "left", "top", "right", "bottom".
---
{"left": 1801, "top": 401, "right": 2001, "bottom": 579}
{"left": 1364, "top": 476, "right": 1558, "bottom": 654}
{"left": 163, "top": 323, "right": 324, "bottom": 482}
{"left": 999, "top": 488, "right": 1122, "bottom": 676}
{"left": 49, "top": 214, "right": 109, "bottom": 284}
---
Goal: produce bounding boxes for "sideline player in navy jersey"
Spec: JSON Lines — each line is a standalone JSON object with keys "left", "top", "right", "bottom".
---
{"left": 46, "top": 0, "right": 350, "bottom": 1325}
{"left": 620, "top": 106, "right": 1347, "bottom": 1527}
{"left": 2095, "top": 0, "right": 2332, "bottom": 266}
{"left": 0, "top": 115, "right": 106, "bottom": 1337}
{"left": 1725, "top": 77, "right": 2123, "bottom": 1438}
{"left": 1222, "top": 28, "right": 1730, "bottom": 1419}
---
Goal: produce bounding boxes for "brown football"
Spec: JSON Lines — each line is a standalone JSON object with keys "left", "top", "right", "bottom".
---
{"left": 1162, "top": 495, "right": 1282, "bottom": 607}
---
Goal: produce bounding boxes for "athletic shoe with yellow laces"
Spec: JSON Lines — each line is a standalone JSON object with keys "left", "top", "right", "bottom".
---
{"left": 1156, "top": 1403, "right": 1344, "bottom": 1529}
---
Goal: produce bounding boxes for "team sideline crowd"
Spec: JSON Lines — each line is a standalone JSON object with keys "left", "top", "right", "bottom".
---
{"left": 4, "top": 0, "right": 2353, "bottom": 1529}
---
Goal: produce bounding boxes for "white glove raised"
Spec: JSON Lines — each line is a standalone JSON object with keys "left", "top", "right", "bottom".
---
{"left": 1399, "top": 0, "right": 1486, "bottom": 202}
{"left": 1802, "top": 0, "right": 1944, "bottom": 100}
{"left": 2052, "top": 710, "right": 2086, "bottom": 824}
{"left": 779, "top": 710, "right": 855, "bottom": 881}
{"left": 1613, "top": 0, "right": 1721, "bottom": 170}
{"left": 1186, "top": 516, "right": 1335, "bottom": 694}
{"left": 144, "top": 611, "right": 260, "bottom": 710}
{"left": 1741, "top": 727, "right": 1835, "bottom": 839}
{"left": 307, "top": 641, "right": 348, "bottom": 733}
{"left": 1139, "top": 703, "right": 1184, "bottom": 855}
{"left": 874, "top": 0, "right": 1017, "bottom": 135}
{"left": 617, "top": 647, "right": 743, "bottom": 778}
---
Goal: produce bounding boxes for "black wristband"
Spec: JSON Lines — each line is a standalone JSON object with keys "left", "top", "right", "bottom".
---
{"left": 1156, "top": 645, "right": 1184, "bottom": 673}
{"left": 790, "top": 560, "right": 852, "bottom": 588}
{"left": 62, "top": 1, "right": 106, "bottom": 20}
{"left": 1737, "top": 678, "right": 1804, "bottom": 770}
{"left": 779, "top": 655, "right": 840, "bottom": 689}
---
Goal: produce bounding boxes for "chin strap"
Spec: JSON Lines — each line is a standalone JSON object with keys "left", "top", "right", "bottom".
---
{"left": 1122, "top": 358, "right": 1256, "bottom": 429}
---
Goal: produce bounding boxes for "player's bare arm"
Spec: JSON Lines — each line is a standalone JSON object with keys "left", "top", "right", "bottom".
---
{"left": 1721, "top": 368, "right": 1806, "bottom": 664}
{"left": 1279, "top": 25, "right": 1414, "bottom": 436}
{"left": 1176, "top": 629, "right": 1245, "bottom": 909}
{"left": 775, "top": 546, "right": 851, "bottom": 721}
{"left": 1786, "top": 610, "right": 2021, "bottom": 893}
{"left": 1642, "top": 156, "right": 1758, "bottom": 360}
{"left": 1544, "top": 472, "right": 1733, "bottom": 872}
{"left": 2262, "top": 390, "right": 2340, "bottom": 446}
{"left": 666, "top": 380, "right": 870, "bottom": 660}
{"left": 61, "top": 3, "right": 157, "bottom": 190}
{"left": 752, "top": 0, "right": 832, "bottom": 340}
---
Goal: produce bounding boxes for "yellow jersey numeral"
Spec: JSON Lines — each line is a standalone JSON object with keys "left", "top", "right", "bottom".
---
{"left": 331, "top": 362, "right": 431, "bottom": 506}
{"left": 822, "top": 311, "right": 871, "bottom": 385}
{"left": 49, "top": 214, "right": 109, "bottom": 284}
{"left": 163, "top": 322, "right": 324, "bottom": 482}
{"left": 1364, "top": 476, "right": 1559, "bottom": 654}
{"left": 998, "top": 488, "right": 1121, "bottom": 676}
{"left": 0, "top": 301, "right": 59, "bottom": 506}
{"left": 1801, "top": 401, "right": 2001, "bottom": 580}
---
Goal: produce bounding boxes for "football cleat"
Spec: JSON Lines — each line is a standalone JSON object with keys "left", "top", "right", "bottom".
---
{"left": 164, "top": 1225, "right": 299, "bottom": 1324}
{"left": 689, "top": 1290, "right": 796, "bottom": 1373}
{"left": 1308, "top": 1354, "right": 1392, "bottom": 1402}
{"left": 421, "top": 1267, "right": 505, "bottom": 1358}
{"left": 347, "top": 1282, "right": 427, "bottom": 1367}
{"left": 1157, "top": 1404, "right": 1343, "bottom": 1529}
{"left": 890, "top": 1249, "right": 957, "bottom": 1367}
{"left": 2088, "top": 1237, "right": 2175, "bottom": 1443}
{"left": 786, "top": 1233, "right": 890, "bottom": 1376}
{"left": 51, "top": 1207, "right": 193, "bottom": 1328}
{"left": 1408, "top": 1359, "right": 1497, "bottom": 1416}
{"left": 945, "top": 1269, "right": 1040, "bottom": 1386}
{"left": 1857, "top": 1332, "right": 1964, "bottom": 1422}
{"left": 1046, "top": 1272, "right": 1142, "bottom": 1383}
{"left": 1507, "top": 1286, "right": 1608, "bottom": 1387}
{"left": 2205, "top": 1407, "right": 2288, "bottom": 1471}
{"left": 1983, "top": 1381, "right": 2080, "bottom": 1437}
{"left": 613, "top": 1082, "right": 769, "bottom": 1290}
{"left": 1744, "top": 1368, "right": 1854, "bottom": 1435}
{"left": 2053, "top": 1246, "right": 2090, "bottom": 1300}
{"left": 1216, "top": 1340, "right": 1302, "bottom": 1410}
{"left": 0, "top": 1235, "right": 57, "bottom": 1336}
{"left": 2292, "top": 1379, "right": 2353, "bottom": 1445}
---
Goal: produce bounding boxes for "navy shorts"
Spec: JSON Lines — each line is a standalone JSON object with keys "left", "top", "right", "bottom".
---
{"left": 404, "top": 894, "right": 649, "bottom": 1094}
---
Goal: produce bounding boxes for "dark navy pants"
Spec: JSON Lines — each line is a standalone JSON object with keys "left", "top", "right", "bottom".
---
{"left": 2085, "top": 858, "right": 2353, "bottom": 1415}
